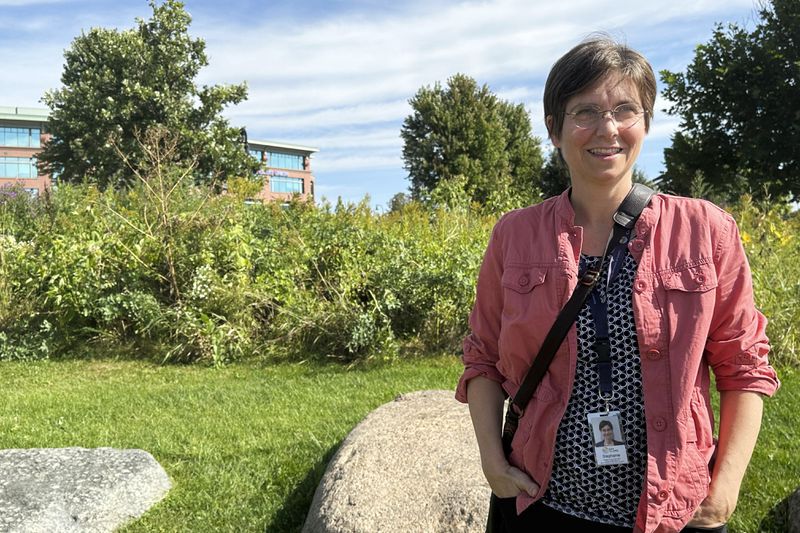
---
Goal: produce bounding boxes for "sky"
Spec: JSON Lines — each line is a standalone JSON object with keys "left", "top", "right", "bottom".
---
{"left": 0, "top": 0, "right": 764, "bottom": 208}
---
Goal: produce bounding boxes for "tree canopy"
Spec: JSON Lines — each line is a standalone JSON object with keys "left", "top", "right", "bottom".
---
{"left": 660, "top": 0, "right": 800, "bottom": 202}
{"left": 540, "top": 149, "right": 570, "bottom": 199}
{"left": 40, "top": 0, "right": 257, "bottom": 189}
{"left": 401, "top": 74, "right": 543, "bottom": 210}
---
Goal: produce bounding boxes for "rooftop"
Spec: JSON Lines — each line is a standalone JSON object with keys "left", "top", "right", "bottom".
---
{"left": 248, "top": 139, "right": 319, "bottom": 154}
{"left": 0, "top": 106, "right": 49, "bottom": 123}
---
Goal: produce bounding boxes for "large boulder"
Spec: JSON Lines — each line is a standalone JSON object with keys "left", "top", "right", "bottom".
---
{"left": 303, "top": 390, "right": 490, "bottom": 533}
{"left": 790, "top": 486, "right": 800, "bottom": 533}
{"left": 0, "top": 447, "right": 171, "bottom": 532}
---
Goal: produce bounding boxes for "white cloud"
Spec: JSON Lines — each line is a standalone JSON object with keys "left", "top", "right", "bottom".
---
{"left": 199, "top": 0, "right": 757, "bottom": 136}
{"left": 306, "top": 127, "right": 401, "bottom": 150}
{"left": 228, "top": 99, "right": 411, "bottom": 132}
{"left": 1, "top": 0, "right": 763, "bottom": 205}
{"left": 313, "top": 152, "right": 402, "bottom": 173}
{"left": 0, "top": 0, "right": 71, "bottom": 5}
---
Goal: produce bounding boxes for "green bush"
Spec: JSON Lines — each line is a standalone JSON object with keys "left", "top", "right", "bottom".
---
{"left": 1, "top": 179, "right": 797, "bottom": 367}
{"left": 732, "top": 195, "right": 800, "bottom": 367}
{"left": 0, "top": 180, "right": 495, "bottom": 363}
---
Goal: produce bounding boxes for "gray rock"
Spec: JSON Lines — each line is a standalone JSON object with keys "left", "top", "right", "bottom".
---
{"left": 303, "top": 390, "right": 490, "bottom": 533}
{"left": 0, "top": 447, "right": 171, "bottom": 533}
{"left": 790, "top": 486, "right": 800, "bottom": 533}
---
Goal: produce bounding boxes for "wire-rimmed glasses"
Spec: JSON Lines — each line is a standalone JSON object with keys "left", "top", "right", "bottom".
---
{"left": 565, "top": 104, "right": 646, "bottom": 130}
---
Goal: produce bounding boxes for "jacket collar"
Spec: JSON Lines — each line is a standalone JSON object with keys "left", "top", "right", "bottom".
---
{"left": 553, "top": 186, "right": 660, "bottom": 235}
{"left": 555, "top": 188, "right": 576, "bottom": 227}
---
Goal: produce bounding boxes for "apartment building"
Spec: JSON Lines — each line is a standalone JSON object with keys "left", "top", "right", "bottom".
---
{"left": 0, "top": 106, "right": 318, "bottom": 201}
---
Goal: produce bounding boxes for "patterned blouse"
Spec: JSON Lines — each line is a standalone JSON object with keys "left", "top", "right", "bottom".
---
{"left": 541, "top": 250, "right": 648, "bottom": 527}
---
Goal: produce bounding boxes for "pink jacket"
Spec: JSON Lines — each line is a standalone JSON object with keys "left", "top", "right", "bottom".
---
{"left": 456, "top": 191, "right": 780, "bottom": 533}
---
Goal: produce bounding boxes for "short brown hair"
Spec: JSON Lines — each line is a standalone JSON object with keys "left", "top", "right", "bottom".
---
{"left": 544, "top": 37, "right": 656, "bottom": 140}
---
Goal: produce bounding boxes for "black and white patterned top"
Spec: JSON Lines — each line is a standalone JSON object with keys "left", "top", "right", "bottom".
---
{"left": 541, "top": 250, "right": 648, "bottom": 527}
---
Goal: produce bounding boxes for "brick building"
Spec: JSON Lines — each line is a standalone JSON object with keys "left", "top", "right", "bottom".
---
{"left": 0, "top": 106, "right": 51, "bottom": 197}
{"left": 0, "top": 106, "right": 318, "bottom": 201}
{"left": 248, "top": 139, "right": 318, "bottom": 202}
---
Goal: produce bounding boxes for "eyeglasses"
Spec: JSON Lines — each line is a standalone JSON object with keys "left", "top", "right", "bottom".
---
{"left": 565, "top": 104, "right": 646, "bottom": 130}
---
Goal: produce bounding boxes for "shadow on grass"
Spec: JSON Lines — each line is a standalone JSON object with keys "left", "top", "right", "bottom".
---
{"left": 264, "top": 441, "right": 342, "bottom": 533}
{"left": 757, "top": 492, "right": 790, "bottom": 533}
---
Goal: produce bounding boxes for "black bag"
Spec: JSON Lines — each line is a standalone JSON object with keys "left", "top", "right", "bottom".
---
{"left": 484, "top": 185, "right": 654, "bottom": 532}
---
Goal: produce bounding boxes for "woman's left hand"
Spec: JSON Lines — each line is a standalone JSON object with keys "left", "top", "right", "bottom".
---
{"left": 685, "top": 488, "right": 736, "bottom": 528}
{"left": 687, "top": 391, "right": 765, "bottom": 529}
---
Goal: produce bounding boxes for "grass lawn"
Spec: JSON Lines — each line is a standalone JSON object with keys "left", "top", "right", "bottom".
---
{"left": 0, "top": 356, "right": 462, "bottom": 532}
{"left": 0, "top": 357, "right": 796, "bottom": 532}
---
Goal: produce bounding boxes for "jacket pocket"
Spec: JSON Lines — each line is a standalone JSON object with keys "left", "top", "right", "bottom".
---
{"left": 689, "top": 388, "right": 715, "bottom": 451}
{"left": 660, "top": 261, "right": 718, "bottom": 293}
{"left": 501, "top": 265, "right": 547, "bottom": 294}
{"left": 500, "top": 265, "right": 549, "bottom": 322}
{"left": 658, "top": 261, "right": 718, "bottom": 341}
{"left": 506, "top": 405, "right": 532, "bottom": 467}
{"left": 663, "top": 441, "right": 711, "bottom": 517}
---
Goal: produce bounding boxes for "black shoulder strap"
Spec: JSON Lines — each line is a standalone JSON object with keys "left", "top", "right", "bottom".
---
{"left": 614, "top": 183, "right": 654, "bottom": 229}
{"left": 510, "top": 183, "right": 654, "bottom": 414}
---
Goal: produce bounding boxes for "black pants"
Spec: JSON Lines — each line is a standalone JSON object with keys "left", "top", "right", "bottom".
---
{"left": 496, "top": 497, "right": 727, "bottom": 533}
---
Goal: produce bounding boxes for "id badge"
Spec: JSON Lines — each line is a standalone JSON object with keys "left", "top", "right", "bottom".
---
{"left": 587, "top": 411, "right": 629, "bottom": 466}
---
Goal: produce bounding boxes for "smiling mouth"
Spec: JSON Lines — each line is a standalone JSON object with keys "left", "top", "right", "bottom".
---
{"left": 588, "top": 148, "right": 623, "bottom": 155}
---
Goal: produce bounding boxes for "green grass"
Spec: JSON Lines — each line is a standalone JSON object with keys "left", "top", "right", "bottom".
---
{"left": 0, "top": 356, "right": 462, "bottom": 532}
{"left": 734, "top": 365, "right": 800, "bottom": 533}
{"left": 0, "top": 358, "right": 796, "bottom": 532}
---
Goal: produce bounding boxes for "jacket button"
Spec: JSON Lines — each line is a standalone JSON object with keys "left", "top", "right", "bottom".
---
{"left": 518, "top": 275, "right": 530, "bottom": 286}
{"left": 634, "top": 279, "right": 647, "bottom": 293}
{"left": 630, "top": 239, "right": 645, "bottom": 252}
{"left": 653, "top": 417, "right": 667, "bottom": 431}
{"left": 657, "top": 489, "right": 670, "bottom": 502}
{"left": 646, "top": 349, "right": 661, "bottom": 361}
{"left": 695, "top": 274, "right": 706, "bottom": 285}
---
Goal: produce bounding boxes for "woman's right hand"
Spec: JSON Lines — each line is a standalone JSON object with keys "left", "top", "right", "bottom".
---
{"left": 466, "top": 378, "right": 540, "bottom": 498}
{"left": 484, "top": 461, "right": 541, "bottom": 498}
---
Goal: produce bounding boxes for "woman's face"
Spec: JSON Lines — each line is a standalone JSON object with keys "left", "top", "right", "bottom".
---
{"left": 601, "top": 424, "right": 614, "bottom": 442}
{"left": 550, "top": 74, "right": 647, "bottom": 189}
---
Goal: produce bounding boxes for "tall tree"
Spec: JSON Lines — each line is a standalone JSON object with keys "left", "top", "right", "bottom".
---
{"left": 660, "top": 0, "right": 800, "bottom": 201}
{"left": 540, "top": 149, "right": 570, "bottom": 199}
{"left": 40, "top": 0, "right": 257, "bottom": 189}
{"left": 401, "top": 74, "right": 543, "bottom": 209}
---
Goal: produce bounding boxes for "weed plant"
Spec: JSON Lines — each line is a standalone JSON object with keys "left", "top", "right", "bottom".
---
{"left": 1, "top": 179, "right": 797, "bottom": 367}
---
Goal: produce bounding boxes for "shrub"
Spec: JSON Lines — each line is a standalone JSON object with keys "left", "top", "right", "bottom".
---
{"left": 1, "top": 174, "right": 796, "bottom": 367}
{"left": 732, "top": 195, "right": 800, "bottom": 367}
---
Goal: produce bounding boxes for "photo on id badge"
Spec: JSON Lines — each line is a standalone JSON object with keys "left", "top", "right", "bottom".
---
{"left": 587, "top": 411, "right": 629, "bottom": 466}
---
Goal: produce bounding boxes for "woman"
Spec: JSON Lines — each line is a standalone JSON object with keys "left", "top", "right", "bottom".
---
{"left": 455, "top": 37, "right": 779, "bottom": 533}
{"left": 595, "top": 420, "right": 624, "bottom": 448}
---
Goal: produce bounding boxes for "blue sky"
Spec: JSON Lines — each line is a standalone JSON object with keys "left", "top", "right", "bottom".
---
{"left": 1, "top": 0, "right": 762, "bottom": 208}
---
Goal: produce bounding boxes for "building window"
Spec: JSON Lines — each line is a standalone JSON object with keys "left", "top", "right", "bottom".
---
{"left": 270, "top": 176, "right": 304, "bottom": 194}
{"left": 0, "top": 127, "right": 41, "bottom": 148}
{"left": 266, "top": 151, "right": 304, "bottom": 171}
{"left": 0, "top": 157, "right": 38, "bottom": 178}
{"left": 249, "top": 149, "right": 263, "bottom": 161}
